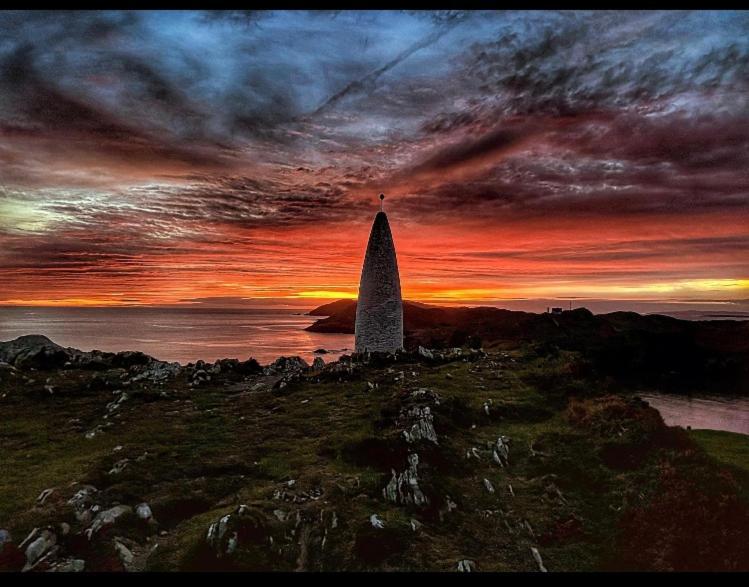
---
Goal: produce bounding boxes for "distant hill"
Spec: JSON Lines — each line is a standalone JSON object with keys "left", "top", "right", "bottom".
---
{"left": 307, "top": 300, "right": 749, "bottom": 393}
{"left": 307, "top": 299, "right": 433, "bottom": 320}
{"left": 306, "top": 299, "right": 356, "bottom": 316}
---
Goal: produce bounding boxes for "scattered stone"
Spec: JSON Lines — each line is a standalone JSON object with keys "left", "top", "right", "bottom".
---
{"left": 24, "top": 528, "right": 57, "bottom": 569}
{"left": 205, "top": 505, "right": 269, "bottom": 558}
{"left": 483, "top": 478, "right": 495, "bottom": 494}
{"left": 67, "top": 485, "right": 98, "bottom": 522}
{"left": 531, "top": 547, "right": 547, "bottom": 572}
{"left": 190, "top": 369, "right": 210, "bottom": 387}
{"left": 87, "top": 505, "right": 133, "bottom": 539}
{"left": 18, "top": 528, "right": 39, "bottom": 551}
{"left": 114, "top": 539, "right": 134, "bottom": 570}
{"left": 383, "top": 453, "right": 429, "bottom": 506}
{"left": 466, "top": 447, "right": 481, "bottom": 460}
{"left": 50, "top": 558, "right": 85, "bottom": 572}
{"left": 417, "top": 346, "right": 434, "bottom": 360}
{"left": 263, "top": 356, "right": 309, "bottom": 377}
{"left": 127, "top": 361, "right": 181, "bottom": 384}
{"left": 401, "top": 406, "right": 438, "bottom": 444}
{"left": 85, "top": 425, "right": 105, "bottom": 440}
{"left": 37, "top": 488, "right": 55, "bottom": 505}
{"left": 409, "top": 387, "right": 441, "bottom": 404}
{"left": 135, "top": 503, "right": 153, "bottom": 520}
{"left": 108, "top": 458, "right": 130, "bottom": 475}
{"left": 410, "top": 519, "right": 423, "bottom": 532}
{"left": 106, "top": 392, "right": 128, "bottom": 414}
{"left": 457, "top": 559, "right": 476, "bottom": 572}
{"left": 369, "top": 514, "right": 385, "bottom": 529}
{"left": 492, "top": 435, "right": 510, "bottom": 467}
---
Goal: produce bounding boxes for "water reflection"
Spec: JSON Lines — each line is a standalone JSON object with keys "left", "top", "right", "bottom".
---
{"left": 0, "top": 306, "right": 353, "bottom": 365}
{"left": 639, "top": 392, "right": 749, "bottom": 435}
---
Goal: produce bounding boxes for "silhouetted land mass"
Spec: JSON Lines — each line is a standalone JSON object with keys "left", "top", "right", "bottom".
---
{"left": 307, "top": 301, "right": 749, "bottom": 394}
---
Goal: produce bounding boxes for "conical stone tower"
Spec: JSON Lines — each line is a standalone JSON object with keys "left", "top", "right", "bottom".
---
{"left": 354, "top": 196, "right": 403, "bottom": 354}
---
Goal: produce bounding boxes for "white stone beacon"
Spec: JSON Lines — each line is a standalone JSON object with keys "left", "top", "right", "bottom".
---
{"left": 354, "top": 194, "right": 404, "bottom": 354}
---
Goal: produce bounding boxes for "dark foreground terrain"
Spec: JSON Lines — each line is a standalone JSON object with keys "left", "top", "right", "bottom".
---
{"left": 1, "top": 325, "right": 749, "bottom": 572}
{"left": 308, "top": 301, "right": 749, "bottom": 394}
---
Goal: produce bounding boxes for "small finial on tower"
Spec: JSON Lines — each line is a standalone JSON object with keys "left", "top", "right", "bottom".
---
{"left": 379, "top": 193, "right": 385, "bottom": 212}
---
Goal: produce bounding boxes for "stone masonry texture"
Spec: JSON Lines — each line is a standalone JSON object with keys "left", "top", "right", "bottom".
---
{"left": 354, "top": 211, "right": 404, "bottom": 353}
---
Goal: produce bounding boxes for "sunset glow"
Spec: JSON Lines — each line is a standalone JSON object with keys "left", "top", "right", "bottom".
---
{"left": 1, "top": 11, "right": 747, "bottom": 310}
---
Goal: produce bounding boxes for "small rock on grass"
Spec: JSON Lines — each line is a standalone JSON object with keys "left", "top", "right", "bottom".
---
{"left": 369, "top": 514, "right": 385, "bottom": 529}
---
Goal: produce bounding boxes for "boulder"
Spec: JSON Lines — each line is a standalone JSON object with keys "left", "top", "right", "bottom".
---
{"left": 383, "top": 453, "right": 429, "bottom": 506}
{"left": 0, "top": 335, "right": 70, "bottom": 370}
{"left": 114, "top": 539, "right": 134, "bottom": 570}
{"left": 492, "top": 435, "right": 510, "bottom": 467}
{"left": 531, "top": 547, "right": 547, "bottom": 572}
{"left": 205, "top": 505, "right": 270, "bottom": 558}
{"left": 135, "top": 503, "right": 153, "bottom": 521}
{"left": 263, "top": 356, "right": 309, "bottom": 377}
{"left": 190, "top": 369, "right": 211, "bottom": 387}
{"left": 369, "top": 514, "right": 385, "bottom": 529}
{"left": 24, "top": 528, "right": 57, "bottom": 569}
{"left": 417, "top": 346, "right": 434, "bottom": 360}
{"left": 400, "top": 406, "right": 438, "bottom": 444}
{"left": 67, "top": 485, "right": 99, "bottom": 523}
{"left": 127, "top": 361, "right": 181, "bottom": 384}
{"left": 86, "top": 505, "right": 133, "bottom": 539}
{"left": 37, "top": 488, "right": 55, "bottom": 505}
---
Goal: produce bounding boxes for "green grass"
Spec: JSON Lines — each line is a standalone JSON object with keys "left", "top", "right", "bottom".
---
{"left": 3, "top": 351, "right": 749, "bottom": 571}
{"left": 690, "top": 429, "right": 749, "bottom": 501}
{"left": 690, "top": 430, "right": 749, "bottom": 473}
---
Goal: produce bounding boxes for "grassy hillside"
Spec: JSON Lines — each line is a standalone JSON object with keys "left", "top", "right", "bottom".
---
{"left": 2, "top": 341, "right": 748, "bottom": 571}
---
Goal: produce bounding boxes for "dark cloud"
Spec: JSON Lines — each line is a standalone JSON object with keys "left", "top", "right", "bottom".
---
{"left": 407, "top": 123, "right": 536, "bottom": 175}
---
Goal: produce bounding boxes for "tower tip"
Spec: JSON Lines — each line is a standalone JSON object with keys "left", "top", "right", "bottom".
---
{"left": 379, "top": 193, "right": 385, "bottom": 212}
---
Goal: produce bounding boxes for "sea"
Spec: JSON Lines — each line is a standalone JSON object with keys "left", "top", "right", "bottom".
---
{"left": 0, "top": 306, "right": 353, "bottom": 365}
{"left": 1, "top": 303, "right": 747, "bottom": 366}
{"left": 639, "top": 393, "right": 749, "bottom": 436}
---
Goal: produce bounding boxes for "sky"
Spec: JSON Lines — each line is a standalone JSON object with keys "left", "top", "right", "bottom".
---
{"left": 0, "top": 10, "right": 748, "bottom": 310}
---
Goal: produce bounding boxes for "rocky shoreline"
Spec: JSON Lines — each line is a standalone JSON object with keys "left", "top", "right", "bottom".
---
{"left": 2, "top": 333, "right": 749, "bottom": 572}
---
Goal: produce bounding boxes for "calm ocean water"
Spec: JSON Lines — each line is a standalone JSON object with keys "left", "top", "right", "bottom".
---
{"left": 0, "top": 307, "right": 353, "bottom": 365}
{"left": 639, "top": 392, "right": 749, "bottom": 435}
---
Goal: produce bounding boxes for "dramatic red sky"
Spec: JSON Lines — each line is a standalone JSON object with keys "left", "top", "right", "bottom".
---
{"left": 1, "top": 10, "right": 747, "bottom": 310}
